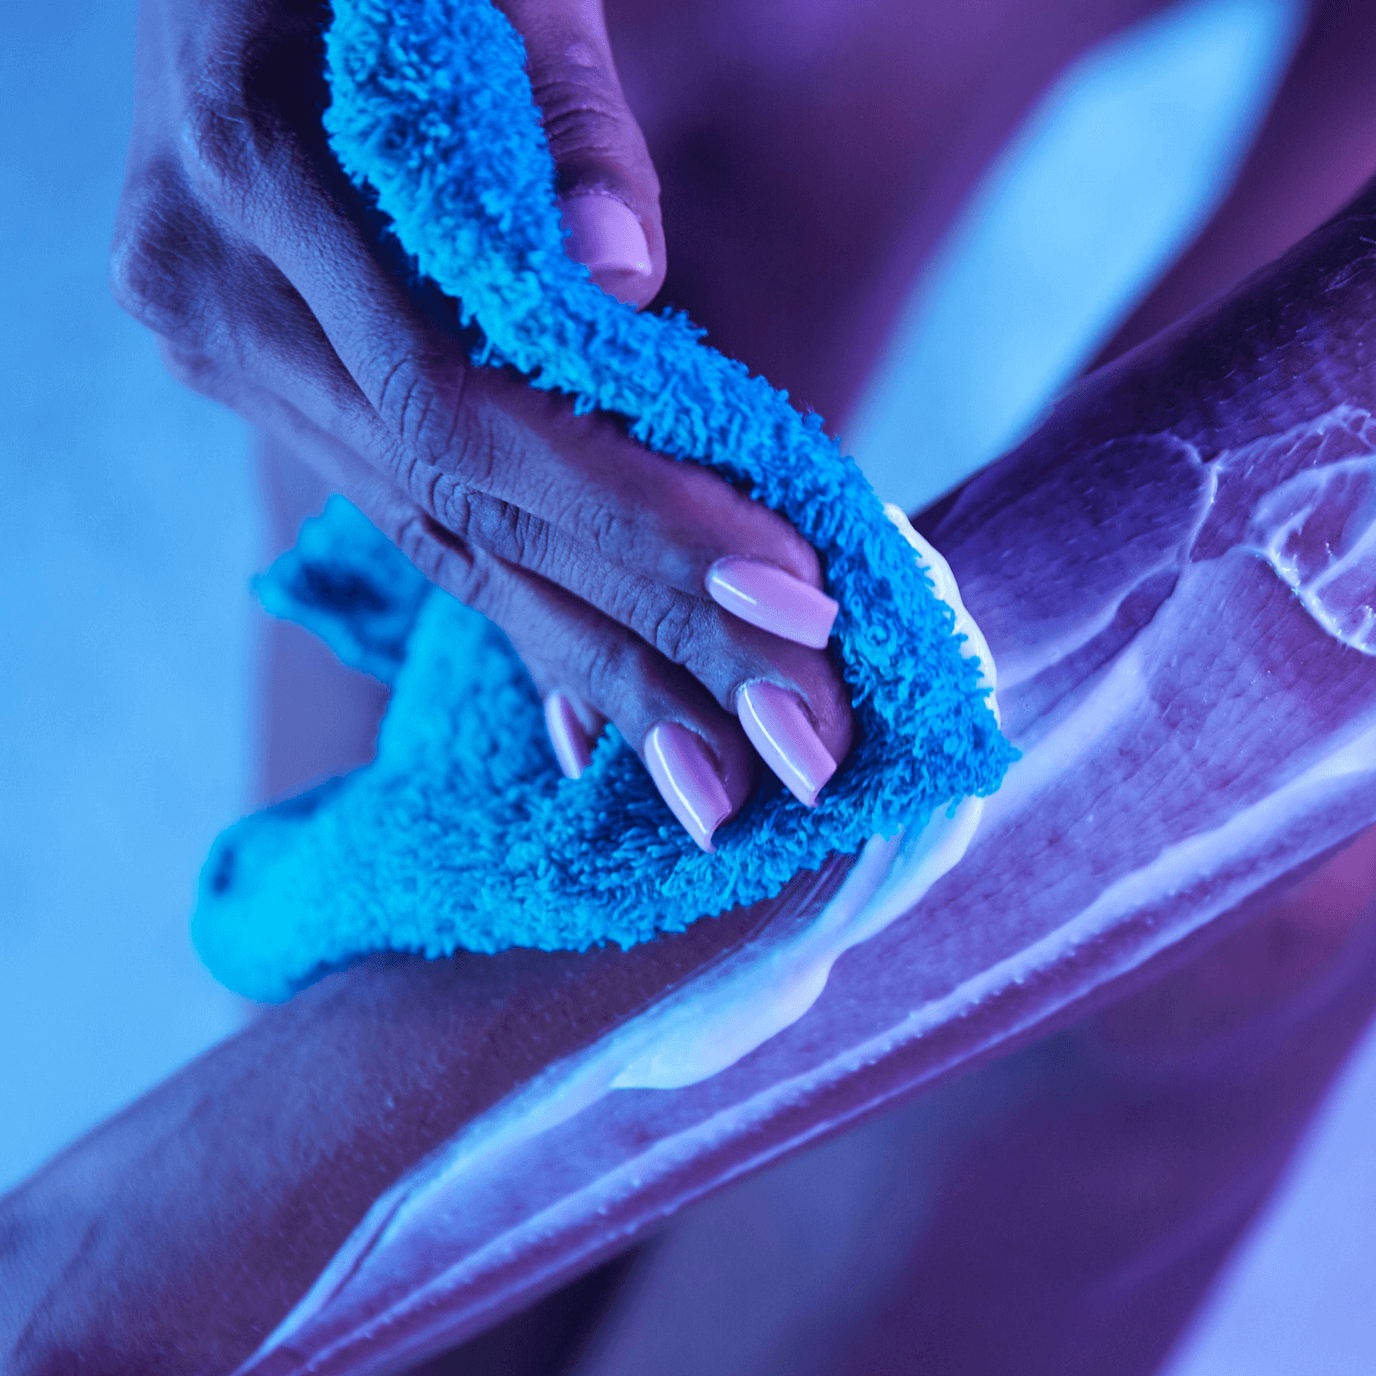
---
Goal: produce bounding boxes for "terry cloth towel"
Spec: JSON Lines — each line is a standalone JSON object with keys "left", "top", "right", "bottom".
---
{"left": 191, "top": 0, "right": 1016, "bottom": 1003}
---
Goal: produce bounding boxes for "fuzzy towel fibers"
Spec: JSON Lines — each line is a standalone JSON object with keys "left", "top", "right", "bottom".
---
{"left": 192, "top": 0, "right": 1016, "bottom": 1002}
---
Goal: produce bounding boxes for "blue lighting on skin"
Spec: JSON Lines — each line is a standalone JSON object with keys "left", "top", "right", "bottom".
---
{"left": 848, "top": 0, "right": 1307, "bottom": 514}
{"left": 3, "top": 3, "right": 1373, "bottom": 1370}
{"left": 0, "top": 0, "right": 1304, "bottom": 1194}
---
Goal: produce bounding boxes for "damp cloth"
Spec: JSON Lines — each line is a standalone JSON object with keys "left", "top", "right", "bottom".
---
{"left": 191, "top": 0, "right": 1016, "bottom": 1003}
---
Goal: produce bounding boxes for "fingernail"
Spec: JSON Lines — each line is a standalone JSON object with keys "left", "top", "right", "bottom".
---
{"left": 544, "top": 690, "right": 593, "bottom": 780}
{"left": 560, "top": 193, "right": 653, "bottom": 304}
{"left": 643, "top": 721, "right": 732, "bottom": 853}
{"left": 705, "top": 557, "right": 839, "bottom": 649}
{"left": 735, "top": 680, "right": 837, "bottom": 807}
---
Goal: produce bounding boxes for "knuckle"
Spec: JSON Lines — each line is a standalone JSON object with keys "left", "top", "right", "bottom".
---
{"left": 433, "top": 479, "right": 477, "bottom": 544}
{"left": 110, "top": 169, "right": 202, "bottom": 336}
{"left": 541, "top": 91, "right": 626, "bottom": 153}
{"left": 427, "top": 486, "right": 555, "bottom": 578}
{"left": 373, "top": 354, "right": 429, "bottom": 433}
{"left": 579, "top": 628, "right": 637, "bottom": 711}
{"left": 640, "top": 594, "right": 701, "bottom": 667}
{"left": 378, "top": 363, "right": 507, "bottom": 538}
{"left": 580, "top": 497, "right": 623, "bottom": 551}
{"left": 157, "top": 339, "right": 224, "bottom": 397}
{"left": 531, "top": 68, "right": 632, "bottom": 169}
{"left": 570, "top": 495, "right": 653, "bottom": 571}
{"left": 399, "top": 460, "right": 472, "bottom": 542}
{"left": 108, "top": 228, "right": 167, "bottom": 330}
{"left": 175, "top": 1, "right": 332, "bottom": 218}
{"left": 180, "top": 97, "right": 256, "bottom": 207}
{"left": 504, "top": 506, "right": 550, "bottom": 566}
{"left": 470, "top": 501, "right": 551, "bottom": 567}
{"left": 393, "top": 512, "right": 484, "bottom": 604}
{"left": 374, "top": 353, "right": 471, "bottom": 465}
{"left": 178, "top": 63, "right": 284, "bottom": 213}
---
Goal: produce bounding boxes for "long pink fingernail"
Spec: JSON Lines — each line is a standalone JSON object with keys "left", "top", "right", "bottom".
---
{"left": 736, "top": 680, "right": 837, "bottom": 807}
{"left": 544, "top": 691, "right": 593, "bottom": 780}
{"left": 560, "top": 194, "right": 653, "bottom": 305}
{"left": 705, "top": 557, "right": 839, "bottom": 649}
{"left": 644, "top": 722, "right": 732, "bottom": 853}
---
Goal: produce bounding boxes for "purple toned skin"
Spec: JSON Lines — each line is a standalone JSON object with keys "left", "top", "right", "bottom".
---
{"left": 112, "top": 0, "right": 854, "bottom": 843}
{"left": 11, "top": 171, "right": 1376, "bottom": 1376}
{"left": 564, "top": 843, "right": 1376, "bottom": 1376}
{"left": 12, "top": 1, "right": 1376, "bottom": 1371}
{"left": 1098, "top": 0, "right": 1376, "bottom": 367}
{"left": 218, "top": 185, "right": 1376, "bottom": 1376}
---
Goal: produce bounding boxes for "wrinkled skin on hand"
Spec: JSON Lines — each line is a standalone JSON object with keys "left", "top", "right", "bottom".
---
{"left": 111, "top": 0, "right": 853, "bottom": 833}
{"left": 10, "top": 154, "right": 1376, "bottom": 1376}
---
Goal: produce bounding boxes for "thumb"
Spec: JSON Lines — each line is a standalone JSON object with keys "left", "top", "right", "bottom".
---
{"left": 497, "top": 0, "right": 666, "bottom": 308}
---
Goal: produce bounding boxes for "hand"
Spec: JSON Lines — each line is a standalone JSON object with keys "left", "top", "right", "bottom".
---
{"left": 112, "top": 0, "right": 853, "bottom": 849}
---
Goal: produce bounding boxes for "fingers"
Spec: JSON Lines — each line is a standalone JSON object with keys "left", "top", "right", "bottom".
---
{"left": 449, "top": 550, "right": 849, "bottom": 848}
{"left": 152, "top": 266, "right": 852, "bottom": 838}
{"left": 113, "top": 7, "right": 854, "bottom": 852}
{"left": 376, "top": 484, "right": 850, "bottom": 832}
{"left": 488, "top": 513, "right": 852, "bottom": 765}
{"left": 419, "top": 361, "right": 841, "bottom": 626}
{"left": 465, "top": 554, "right": 757, "bottom": 852}
{"left": 257, "top": 340, "right": 855, "bottom": 808}
{"left": 132, "top": 212, "right": 856, "bottom": 809}
{"left": 198, "top": 341, "right": 849, "bottom": 840}
{"left": 542, "top": 689, "right": 606, "bottom": 780}
{"left": 159, "top": 63, "right": 825, "bottom": 623}
{"left": 161, "top": 175, "right": 836, "bottom": 638}
{"left": 494, "top": 0, "right": 666, "bottom": 306}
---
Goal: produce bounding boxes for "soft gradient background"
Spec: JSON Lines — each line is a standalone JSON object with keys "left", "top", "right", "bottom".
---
{"left": 0, "top": 0, "right": 1372, "bottom": 1369}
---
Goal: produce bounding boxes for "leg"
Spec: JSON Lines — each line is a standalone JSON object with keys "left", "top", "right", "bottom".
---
{"left": 566, "top": 831, "right": 1376, "bottom": 1376}
{"left": 252, "top": 430, "right": 390, "bottom": 805}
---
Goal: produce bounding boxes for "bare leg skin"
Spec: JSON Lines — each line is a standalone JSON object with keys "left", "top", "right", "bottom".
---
{"left": 13, "top": 3, "right": 1369, "bottom": 1371}
{"left": 609, "top": 0, "right": 1174, "bottom": 424}
{"left": 253, "top": 431, "right": 389, "bottom": 805}
{"left": 497, "top": 8, "right": 1376, "bottom": 1369}
{"left": 564, "top": 832, "right": 1376, "bottom": 1376}
{"left": 10, "top": 165, "right": 1376, "bottom": 1373}
{"left": 250, "top": 5, "right": 1376, "bottom": 1371}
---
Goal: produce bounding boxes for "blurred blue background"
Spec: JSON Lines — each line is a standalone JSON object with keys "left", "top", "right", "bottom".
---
{"left": 0, "top": 0, "right": 1372, "bottom": 1369}
{"left": 0, "top": 0, "right": 252, "bottom": 1192}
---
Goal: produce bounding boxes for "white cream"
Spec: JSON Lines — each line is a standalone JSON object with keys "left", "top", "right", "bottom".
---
{"left": 611, "top": 506, "right": 998, "bottom": 1089}
{"left": 882, "top": 503, "right": 1000, "bottom": 716}
{"left": 583, "top": 504, "right": 993, "bottom": 1090}
{"left": 236, "top": 513, "right": 1002, "bottom": 1375}
{"left": 241, "top": 414, "right": 1376, "bottom": 1376}
{"left": 613, "top": 795, "right": 984, "bottom": 1090}
{"left": 1251, "top": 450, "right": 1376, "bottom": 656}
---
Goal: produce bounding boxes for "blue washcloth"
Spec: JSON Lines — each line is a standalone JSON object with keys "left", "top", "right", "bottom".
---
{"left": 191, "top": 0, "right": 1014, "bottom": 1002}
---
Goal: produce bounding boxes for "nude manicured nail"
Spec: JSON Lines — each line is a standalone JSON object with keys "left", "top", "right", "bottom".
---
{"left": 736, "top": 680, "right": 837, "bottom": 807}
{"left": 644, "top": 721, "right": 732, "bottom": 853}
{"left": 560, "top": 193, "right": 653, "bottom": 304}
{"left": 544, "top": 690, "right": 593, "bottom": 780}
{"left": 706, "top": 557, "right": 839, "bottom": 649}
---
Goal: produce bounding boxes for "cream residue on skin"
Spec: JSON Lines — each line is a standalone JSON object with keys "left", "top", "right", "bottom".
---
{"left": 613, "top": 503, "right": 998, "bottom": 1088}
{"left": 236, "top": 512, "right": 1001, "bottom": 1374}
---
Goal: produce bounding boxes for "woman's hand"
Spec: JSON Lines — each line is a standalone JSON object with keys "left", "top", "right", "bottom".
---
{"left": 112, "top": 0, "right": 853, "bottom": 849}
